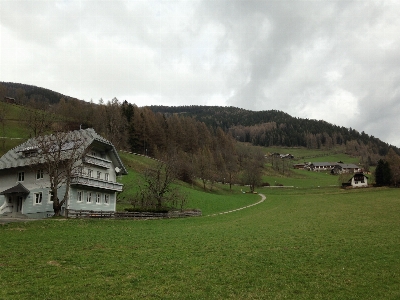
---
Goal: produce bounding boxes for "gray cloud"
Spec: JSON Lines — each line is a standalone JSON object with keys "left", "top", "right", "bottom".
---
{"left": 1, "top": 0, "right": 400, "bottom": 146}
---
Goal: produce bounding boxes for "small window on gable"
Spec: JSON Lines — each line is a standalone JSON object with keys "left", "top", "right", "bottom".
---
{"left": 18, "top": 172, "right": 24, "bottom": 182}
{"left": 105, "top": 173, "right": 109, "bottom": 181}
{"left": 97, "top": 171, "right": 101, "bottom": 179}
{"left": 88, "top": 169, "right": 93, "bottom": 178}
{"left": 37, "top": 169, "right": 44, "bottom": 180}
{"left": 24, "top": 150, "right": 38, "bottom": 157}
{"left": 34, "top": 192, "right": 42, "bottom": 204}
{"left": 91, "top": 151, "right": 96, "bottom": 156}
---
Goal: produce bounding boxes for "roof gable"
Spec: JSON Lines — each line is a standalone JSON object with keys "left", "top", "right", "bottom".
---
{"left": 0, "top": 128, "right": 127, "bottom": 174}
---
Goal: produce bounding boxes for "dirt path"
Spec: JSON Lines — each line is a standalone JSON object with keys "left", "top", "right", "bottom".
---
{"left": 207, "top": 193, "right": 266, "bottom": 217}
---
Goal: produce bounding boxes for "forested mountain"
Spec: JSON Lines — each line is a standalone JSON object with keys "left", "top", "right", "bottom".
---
{"left": 0, "top": 81, "right": 81, "bottom": 106}
{"left": 1, "top": 81, "right": 398, "bottom": 166}
{"left": 148, "top": 105, "right": 398, "bottom": 158}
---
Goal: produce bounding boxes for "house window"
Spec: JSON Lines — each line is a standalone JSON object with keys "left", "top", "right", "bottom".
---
{"left": 24, "top": 150, "right": 37, "bottom": 157}
{"left": 34, "top": 192, "right": 43, "bottom": 204}
{"left": 77, "top": 191, "right": 83, "bottom": 203}
{"left": 104, "top": 194, "right": 109, "bottom": 204}
{"left": 91, "top": 151, "right": 96, "bottom": 156}
{"left": 96, "top": 193, "right": 101, "bottom": 204}
{"left": 88, "top": 169, "right": 93, "bottom": 178}
{"left": 36, "top": 169, "right": 44, "bottom": 180}
{"left": 8, "top": 197, "right": 12, "bottom": 203}
{"left": 18, "top": 172, "right": 24, "bottom": 182}
{"left": 48, "top": 191, "right": 53, "bottom": 203}
{"left": 105, "top": 173, "right": 109, "bottom": 181}
{"left": 97, "top": 171, "right": 101, "bottom": 179}
{"left": 86, "top": 192, "right": 92, "bottom": 203}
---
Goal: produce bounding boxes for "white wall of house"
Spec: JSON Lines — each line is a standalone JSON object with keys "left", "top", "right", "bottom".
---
{"left": 68, "top": 188, "right": 116, "bottom": 211}
{"left": 0, "top": 167, "right": 65, "bottom": 218}
{"left": 0, "top": 133, "right": 126, "bottom": 219}
{"left": 351, "top": 176, "right": 368, "bottom": 187}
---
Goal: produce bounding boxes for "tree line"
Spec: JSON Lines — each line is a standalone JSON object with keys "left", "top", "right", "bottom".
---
{"left": 0, "top": 90, "right": 262, "bottom": 191}
{"left": 149, "top": 105, "right": 399, "bottom": 163}
{"left": 2, "top": 81, "right": 399, "bottom": 178}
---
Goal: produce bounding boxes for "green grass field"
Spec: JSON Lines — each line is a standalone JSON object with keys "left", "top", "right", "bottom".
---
{"left": 1, "top": 187, "right": 399, "bottom": 299}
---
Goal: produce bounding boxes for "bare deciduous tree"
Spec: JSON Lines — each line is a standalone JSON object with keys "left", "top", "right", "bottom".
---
{"left": 241, "top": 147, "right": 265, "bottom": 193}
{"left": 27, "top": 130, "right": 88, "bottom": 216}
{"left": 23, "top": 108, "right": 56, "bottom": 137}
{"left": 132, "top": 159, "right": 187, "bottom": 210}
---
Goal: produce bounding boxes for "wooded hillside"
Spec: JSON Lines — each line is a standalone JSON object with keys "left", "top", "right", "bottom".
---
{"left": 1, "top": 82, "right": 398, "bottom": 168}
{"left": 149, "top": 105, "right": 398, "bottom": 159}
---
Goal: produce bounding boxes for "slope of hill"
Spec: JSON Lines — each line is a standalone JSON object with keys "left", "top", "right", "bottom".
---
{"left": 1, "top": 81, "right": 397, "bottom": 160}
{"left": 0, "top": 81, "right": 82, "bottom": 105}
{"left": 148, "top": 105, "right": 398, "bottom": 158}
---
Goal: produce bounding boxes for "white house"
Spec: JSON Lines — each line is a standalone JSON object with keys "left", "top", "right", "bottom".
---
{"left": 0, "top": 128, "right": 127, "bottom": 219}
{"left": 348, "top": 173, "right": 368, "bottom": 188}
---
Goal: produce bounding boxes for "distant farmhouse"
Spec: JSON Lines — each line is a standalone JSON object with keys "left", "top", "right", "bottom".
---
{"left": 0, "top": 128, "right": 127, "bottom": 219}
{"left": 301, "top": 162, "right": 362, "bottom": 174}
{"left": 267, "top": 153, "right": 294, "bottom": 159}
{"left": 3, "top": 96, "right": 16, "bottom": 104}
{"left": 342, "top": 173, "right": 369, "bottom": 188}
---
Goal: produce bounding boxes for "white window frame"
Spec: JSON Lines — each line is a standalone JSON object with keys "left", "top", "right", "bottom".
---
{"left": 77, "top": 191, "right": 83, "bottom": 203}
{"left": 88, "top": 169, "right": 93, "bottom": 178}
{"left": 36, "top": 169, "right": 44, "bottom": 180}
{"left": 48, "top": 191, "right": 53, "bottom": 203}
{"left": 96, "top": 193, "right": 101, "bottom": 204}
{"left": 86, "top": 192, "right": 92, "bottom": 203}
{"left": 18, "top": 171, "right": 24, "bottom": 182}
{"left": 97, "top": 171, "right": 101, "bottom": 179}
{"left": 34, "top": 192, "right": 43, "bottom": 205}
{"left": 104, "top": 194, "right": 109, "bottom": 205}
{"left": 105, "top": 173, "right": 109, "bottom": 181}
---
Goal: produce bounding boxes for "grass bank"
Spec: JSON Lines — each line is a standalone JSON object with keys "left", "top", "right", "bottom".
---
{"left": 1, "top": 187, "right": 399, "bottom": 299}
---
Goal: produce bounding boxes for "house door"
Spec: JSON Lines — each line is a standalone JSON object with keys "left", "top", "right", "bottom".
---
{"left": 16, "top": 196, "right": 23, "bottom": 212}
{"left": 11, "top": 196, "right": 23, "bottom": 216}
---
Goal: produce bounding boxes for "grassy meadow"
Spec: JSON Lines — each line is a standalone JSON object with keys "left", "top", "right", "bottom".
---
{"left": 1, "top": 187, "right": 399, "bottom": 299}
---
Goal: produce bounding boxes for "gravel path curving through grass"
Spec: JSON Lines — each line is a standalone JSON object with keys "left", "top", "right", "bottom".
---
{"left": 207, "top": 193, "right": 266, "bottom": 217}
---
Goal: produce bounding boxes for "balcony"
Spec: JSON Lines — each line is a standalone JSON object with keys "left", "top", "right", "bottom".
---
{"left": 70, "top": 175, "right": 123, "bottom": 192}
{"left": 83, "top": 155, "right": 112, "bottom": 169}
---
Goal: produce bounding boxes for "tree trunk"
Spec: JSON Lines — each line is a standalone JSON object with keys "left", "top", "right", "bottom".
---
{"left": 53, "top": 198, "right": 63, "bottom": 217}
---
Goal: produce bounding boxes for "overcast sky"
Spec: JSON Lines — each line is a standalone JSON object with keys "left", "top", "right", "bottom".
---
{"left": 1, "top": 0, "right": 400, "bottom": 146}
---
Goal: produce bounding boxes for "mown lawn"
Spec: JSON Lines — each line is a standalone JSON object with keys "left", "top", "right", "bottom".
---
{"left": 1, "top": 187, "right": 399, "bottom": 299}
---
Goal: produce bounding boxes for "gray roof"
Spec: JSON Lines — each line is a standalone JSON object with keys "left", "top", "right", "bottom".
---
{"left": 310, "top": 162, "right": 337, "bottom": 167}
{"left": 310, "top": 162, "right": 360, "bottom": 169}
{"left": 337, "top": 163, "right": 360, "bottom": 169}
{"left": 0, "top": 183, "right": 30, "bottom": 195}
{"left": 0, "top": 128, "right": 127, "bottom": 175}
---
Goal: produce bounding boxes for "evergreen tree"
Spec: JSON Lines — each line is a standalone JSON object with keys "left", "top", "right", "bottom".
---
{"left": 375, "top": 159, "right": 391, "bottom": 186}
